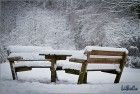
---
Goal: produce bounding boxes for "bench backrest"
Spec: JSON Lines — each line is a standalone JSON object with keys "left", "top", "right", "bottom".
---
{"left": 87, "top": 50, "right": 127, "bottom": 64}
{"left": 85, "top": 46, "right": 128, "bottom": 64}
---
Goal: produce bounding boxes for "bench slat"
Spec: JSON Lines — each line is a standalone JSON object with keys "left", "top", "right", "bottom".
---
{"left": 87, "top": 58, "right": 121, "bottom": 64}
{"left": 8, "top": 56, "right": 47, "bottom": 61}
{"left": 89, "top": 55, "right": 122, "bottom": 59}
{"left": 8, "top": 56, "right": 23, "bottom": 61}
{"left": 101, "top": 70, "right": 119, "bottom": 74}
{"left": 91, "top": 50, "right": 125, "bottom": 56}
{"left": 65, "top": 69, "right": 80, "bottom": 75}
{"left": 15, "top": 66, "right": 63, "bottom": 72}
{"left": 64, "top": 69, "right": 119, "bottom": 75}
{"left": 45, "top": 55, "right": 67, "bottom": 60}
{"left": 15, "top": 67, "right": 32, "bottom": 72}
{"left": 69, "top": 58, "right": 86, "bottom": 63}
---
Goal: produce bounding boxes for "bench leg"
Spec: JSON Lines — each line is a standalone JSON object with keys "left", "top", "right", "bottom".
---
{"left": 114, "top": 54, "right": 126, "bottom": 83}
{"left": 78, "top": 62, "right": 87, "bottom": 84}
{"left": 83, "top": 72, "right": 87, "bottom": 84}
{"left": 114, "top": 53, "right": 127, "bottom": 83}
{"left": 114, "top": 72, "right": 122, "bottom": 83}
{"left": 9, "top": 61, "right": 18, "bottom": 80}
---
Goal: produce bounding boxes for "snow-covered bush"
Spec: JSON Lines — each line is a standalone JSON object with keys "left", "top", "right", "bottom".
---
{"left": 128, "top": 46, "right": 139, "bottom": 56}
{"left": 121, "top": 36, "right": 140, "bottom": 56}
{"left": 103, "top": 18, "right": 140, "bottom": 47}
{"left": 128, "top": 56, "right": 140, "bottom": 68}
{"left": 128, "top": 37, "right": 140, "bottom": 53}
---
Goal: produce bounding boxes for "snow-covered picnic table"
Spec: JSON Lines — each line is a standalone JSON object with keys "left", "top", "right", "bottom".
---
{"left": 7, "top": 46, "right": 84, "bottom": 81}
{"left": 39, "top": 50, "right": 78, "bottom": 82}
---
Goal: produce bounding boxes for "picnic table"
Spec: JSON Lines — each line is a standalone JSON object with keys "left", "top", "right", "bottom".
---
{"left": 39, "top": 50, "right": 73, "bottom": 82}
{"left": 7, "top": 46, "right": 83, "bottom": 82}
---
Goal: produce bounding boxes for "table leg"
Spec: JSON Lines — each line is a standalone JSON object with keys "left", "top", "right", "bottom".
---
{"left": 9, "top": 61, "right": 18, "bottom": 80}
{"left": 51, "top": 59, "right": 57, "bottom": 82}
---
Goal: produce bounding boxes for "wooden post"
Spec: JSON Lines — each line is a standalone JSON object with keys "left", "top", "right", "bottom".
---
{"left": 78, "top": 62, "right": 87, "bottom": 84}
{"left": 114, "top": 53, "right": 127, "bottom": 83}
{"left": 83, "top": 72, "right": 87, "bottom": 84}
{"left": 9, "top": 61, "right": 18, "bottom": 80}
{"left": 50, "top": 56, "right": 57, "bottom": 82}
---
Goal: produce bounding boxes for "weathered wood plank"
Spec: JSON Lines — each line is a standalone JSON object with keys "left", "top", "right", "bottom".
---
{"left": 101, "top": 70, "right": 119, "bottom": 74}
{"left": 65, "top": 69, "right": 80, "bottom": 75}
{"left": 89, "top": 55, "right": 122, "bottom": 59}
{"left": 16, "top": 65, "right": 62, "bottom": 69}
{"left": 90, "top": 50, "right": 125, "bottom": 56}
{"left": 15, "top": 67, "right": 32, "bottom": 72}
{"left": 87, "top": 69, "right": 116, "bottom": 71}
{"left": 69, "top": 58, "right": 86, "bottom": 63}
{"left": 45, "top": 55, "right": 69, "bottom": 60}
{"left": 8, "top": 56, "right": 23, "bottom": 61}
{"left": 65, "top": 68, "right": 119, "bottom": 72}
{"left": 16, "top": 66, "right": 51, "bottom": 68}
{"left": 87, "top": 58, "right": 121, "bottom": 64}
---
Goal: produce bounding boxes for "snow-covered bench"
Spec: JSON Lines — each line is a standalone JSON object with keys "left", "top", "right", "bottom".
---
{"left": 7, "top": 46, "right": 62, "bottom": 80}
{"left": 64, "top": 46, "right": 128, "bottom": 84}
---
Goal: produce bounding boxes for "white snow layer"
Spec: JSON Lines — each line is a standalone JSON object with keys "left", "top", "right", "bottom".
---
{"left": 8, "top": 53, "right": 45, "bottom": 60}
{"left": 39, "top": 50, "right": 84, "bottom": 56}
{"left": 7, "top": 46, "right": 53, "bottom": 53}
{"left": 14, "top": 61, "right": 51, "bottom": 68}
{"left": 0, "top": 80, "right": 140, "bottom": 94}
{"left": 85, "top": 46, "right": 128, "bottom": 54}
{"left": 57, "top": 59, "right": 120, "bottom": 71}
{"left": 0, "top": 63, "right": 140, "bottom": 94}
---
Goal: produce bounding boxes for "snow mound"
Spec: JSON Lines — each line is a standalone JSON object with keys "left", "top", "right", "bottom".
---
{"left": 85, "top": 46, "right": 128, "bottom": 54}
{"left": 7, "top": 46, "right": 53, "bottom": 53}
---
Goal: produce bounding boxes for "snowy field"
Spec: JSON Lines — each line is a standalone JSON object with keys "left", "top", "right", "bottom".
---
{"left": 0, "top": 62, "right": 140, "bottom": 94}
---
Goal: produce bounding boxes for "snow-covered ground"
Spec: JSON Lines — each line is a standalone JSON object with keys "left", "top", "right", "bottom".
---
{"left": 1, "top": 1, "right": 140, "bottom": 94}
{"left": 0, "top": 62, "right": 140, "bottom": 94}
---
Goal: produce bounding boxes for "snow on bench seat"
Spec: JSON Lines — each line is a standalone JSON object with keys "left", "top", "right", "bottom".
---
{"left": 68, "top": 46, "right": 128, "bottom": 62}
{"left": 39, "top": 50, "right": 85, "bottom": 56}
{"left": 7, "top": 46, "right": 54, "bottom": 73}
{"left": 60, "top": 60, "right": 120, "bottom": 72}
{"left": 7, "top": 46, "right": 53, "bottom": 53}
{"left": 8, "top": 53, "right": 46, "bottom": 60}
{"left": 63, "top": 46, "right": 128, "bottom": 73}
{"left": 7, "top": 45, "right": 54, "bottom": 60}
{"left": 14, "top": 61, "right": 51, "bottom": 68}
{"left": 8, "top": 45, "right": 85, "bottom": 60}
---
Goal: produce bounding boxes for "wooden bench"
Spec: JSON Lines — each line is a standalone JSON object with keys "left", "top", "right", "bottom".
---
{"left": 7, "top": 46, "right": 62, "bottom": 80}
{"left": 66, "top": 46, "right": 128, "bottom": 84}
